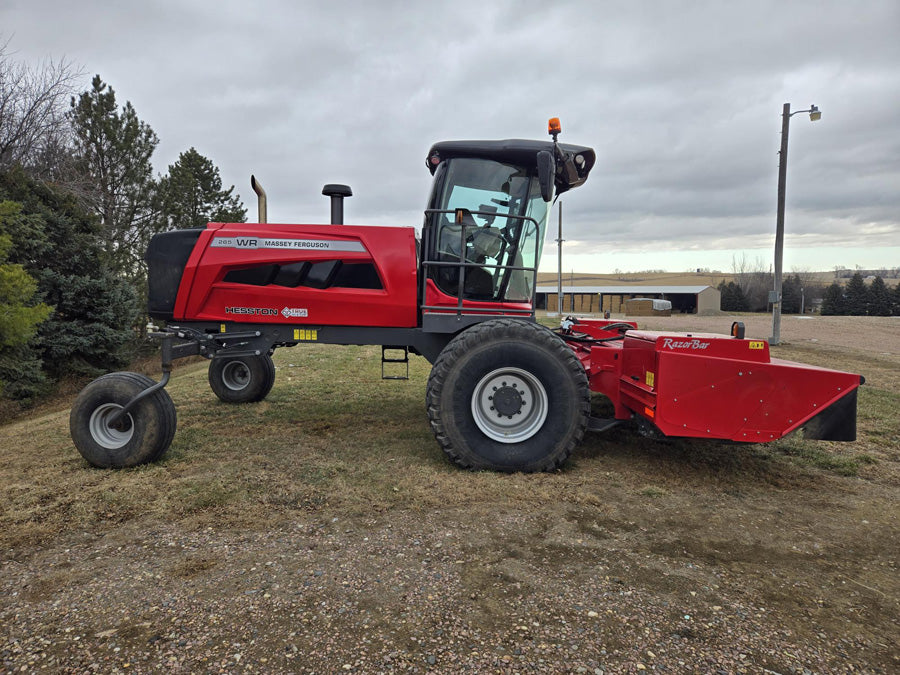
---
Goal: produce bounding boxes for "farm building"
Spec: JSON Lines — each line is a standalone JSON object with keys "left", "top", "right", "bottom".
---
{"left": 535, "top": 285, "right": 721, "bottom": 315}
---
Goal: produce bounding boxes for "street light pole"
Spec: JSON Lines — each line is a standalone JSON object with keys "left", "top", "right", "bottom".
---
{"left": 771, "top": 102, "right": 821, "bottom": 345}
{"left": 556, "top": 201, "right": 563, "bottom": 316}
{"left": 772, "top": 103, "right": 791, "bottom": 345}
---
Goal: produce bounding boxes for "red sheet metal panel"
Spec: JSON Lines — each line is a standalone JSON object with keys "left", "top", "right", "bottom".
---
{"left": 173, "top": 223, "right": 418, "bottom": 327}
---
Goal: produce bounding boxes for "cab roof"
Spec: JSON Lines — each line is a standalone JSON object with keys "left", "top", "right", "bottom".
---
{"left": 426, "top": 139, "right": 596, "bottom": 195}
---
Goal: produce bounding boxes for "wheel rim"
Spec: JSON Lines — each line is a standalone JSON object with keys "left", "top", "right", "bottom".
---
{"left": 471, "top": 367, "right": 548, "bottom": 443}
{"left": 222, "top": 361, "right": 251, "bottom": 391}
{"left": 88, "top": 403, "right": 134, "bottom": 450}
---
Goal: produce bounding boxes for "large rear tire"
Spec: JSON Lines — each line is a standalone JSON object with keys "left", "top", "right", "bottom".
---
{"left": 426, "top": 319, "right": 589, "bottom": 472}
{"left": 70, "top": 372, "right": 177, "bottom": 468}
{"left": 208, "top": 353, "right": 276, "bottom": 403}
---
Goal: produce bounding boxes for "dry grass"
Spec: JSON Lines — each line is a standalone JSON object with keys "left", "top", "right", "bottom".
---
{"left": 1, "top": 317, "right": 897, "bottom": 551}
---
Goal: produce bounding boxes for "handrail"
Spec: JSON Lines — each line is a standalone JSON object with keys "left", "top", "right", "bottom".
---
{"left": 420, "top": 208, "right": 541, "bottom": 317}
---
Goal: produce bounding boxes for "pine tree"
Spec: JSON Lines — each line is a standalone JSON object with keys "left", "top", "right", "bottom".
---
{"left": 821, "top": 282, "right": 845, "bottom": 315}
{"left": 69, "top": 75, "right": 159, "bottom": 282}
{"left": 718, "top": 281, "right": 749, "bottom": 312}
{"left": 0, "top": 168, "right": 137, "bottom": 385}
{"left": 868, "top": 276, "right": 891, "bottom": 316}
{"left": 158, "top": 147, "right": 245, "bottom": 229}
{"left": 844, "top": 272, "right": 870, "bottom": 316}
{"left": 781, "top": 274, "right": 802, "bottom": 314}
{"left": 0, "top": 201, "right": 52, "bottom": 400}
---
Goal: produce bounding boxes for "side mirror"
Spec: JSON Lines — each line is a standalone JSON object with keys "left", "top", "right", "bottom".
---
{"left": 537, "top": 151, "right": 555, "bottom": 202}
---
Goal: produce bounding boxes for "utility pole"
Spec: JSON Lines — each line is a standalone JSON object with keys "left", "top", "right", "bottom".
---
{"left": 556, "top": 201, "right": 563, "bottom": 316}
{"left": 772, "top": 103, "right": 790, "bottom": 346}
{"left": 772, "top": 102, "right": 820, "bottom": 345}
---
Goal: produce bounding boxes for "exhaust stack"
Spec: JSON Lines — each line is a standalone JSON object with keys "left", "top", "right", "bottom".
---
{"left": 251, "top": 175, "right": 267, "bottom": 224}
{"left": 322, "top": 184, "right": 352, "bottom": 224}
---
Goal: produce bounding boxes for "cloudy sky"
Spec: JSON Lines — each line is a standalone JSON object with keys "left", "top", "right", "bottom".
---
{"left": 3, "top": 0, "right": 898, "bottom": 274}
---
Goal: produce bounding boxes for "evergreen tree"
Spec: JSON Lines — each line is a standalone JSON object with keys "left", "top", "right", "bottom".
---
{"left": 894, "top": 282, "right": 900, "bottom": 316}
{"left": 821, "top": 282, "right": 845, "bottom": 316}
{"left": 159, "top": 147, "right": 245, "bottom": 229}
{"left": 844, "top": 272, "right": 870, "bottom": 316}
{"left": 0, "top": 201, "right": 52, "bottom": 400}
{"left": 867, "top": 276, "right": 891, "bottom": 316}
{"left": 69, "top": 75, "right": 159, "bottom": 282}
{"left": 0, "top": 168, "right": 137, "bottom": 384}
{"left": 718, "top": 281, "right": 749, "bottom": 312}
{"left": 781, "top": 274, "right": 802, "bottom": 314}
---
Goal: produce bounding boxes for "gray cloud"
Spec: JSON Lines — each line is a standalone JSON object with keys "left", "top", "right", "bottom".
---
{"left": 3, "top": 0, "right": 898, "bottom": 270}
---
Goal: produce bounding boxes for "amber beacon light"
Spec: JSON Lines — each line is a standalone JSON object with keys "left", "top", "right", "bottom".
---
{"left": 548, "top": 117, "right": 561, "bottom": 140}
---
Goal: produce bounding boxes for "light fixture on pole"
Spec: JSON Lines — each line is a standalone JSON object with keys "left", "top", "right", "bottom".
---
{"left": 771, "top": 103, "right": 821, "bottom": 346}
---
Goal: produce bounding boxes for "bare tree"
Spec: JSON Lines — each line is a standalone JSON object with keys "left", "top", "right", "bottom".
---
{"left": 731, "top": 253, "right": 752, "bottom": 295}
{"left": 731, "top": 253, "right": 772, "bottom": 311}
{"left": 0, "top": 38, "right": 81, "bottom": 172}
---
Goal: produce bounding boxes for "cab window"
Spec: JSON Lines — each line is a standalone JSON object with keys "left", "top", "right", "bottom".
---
{"left": 429, "top": 158, "right": 548, "bottom": 303}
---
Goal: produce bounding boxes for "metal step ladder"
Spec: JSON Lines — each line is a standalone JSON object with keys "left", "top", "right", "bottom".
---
{"left": 381, "top": 346, "right": 409, "bottom": 380}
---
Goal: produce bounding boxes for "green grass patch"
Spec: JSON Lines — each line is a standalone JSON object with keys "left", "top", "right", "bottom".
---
{"left": 771, "top": 435, "right": 872, "bottom": 477}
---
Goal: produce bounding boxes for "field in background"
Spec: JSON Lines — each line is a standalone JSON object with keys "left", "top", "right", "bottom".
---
{"left": 536, "top": 270, "right": 899, "bottom": 288}
{"left": 537, "top": 270, "right": 738, "bottom": 287}
{"left": 1, "top": 316, "right": 898, "bottom": 671}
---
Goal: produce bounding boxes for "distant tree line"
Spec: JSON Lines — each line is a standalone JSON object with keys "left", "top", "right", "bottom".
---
{"left": 716, "top": 254, "right": 828, "bottom": 314}
{"left": 0, "top": 43, "right": 245, "bottom": 403}
{"left": 821, "top": 273, "right": 900, "bottom": 316}
{"left": 718, "top": 269, "right": 900, "bottom": 316}
{"left": 718, "top": 274, "right": 812, "bottom": 313}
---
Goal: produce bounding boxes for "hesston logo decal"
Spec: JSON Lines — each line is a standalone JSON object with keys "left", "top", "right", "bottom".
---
{"left": 225, "top": 307, "right": 278, "bottom": 316}
{"left": 661, "top": 337, "right": 711, "bottom": 350}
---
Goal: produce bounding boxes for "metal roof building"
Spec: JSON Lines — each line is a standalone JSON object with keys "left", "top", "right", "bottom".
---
{"left": 535, "top": 285, "right": 721, "bottom": 315}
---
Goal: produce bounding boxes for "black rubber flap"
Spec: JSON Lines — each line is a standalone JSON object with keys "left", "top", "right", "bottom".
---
{"left": 801, "top": 387, "right": 859, "bottom": 442}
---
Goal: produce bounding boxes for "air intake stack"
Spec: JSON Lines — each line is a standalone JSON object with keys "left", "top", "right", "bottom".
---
{"left": 322, "top": 184, "right": 352, "bottom": 224}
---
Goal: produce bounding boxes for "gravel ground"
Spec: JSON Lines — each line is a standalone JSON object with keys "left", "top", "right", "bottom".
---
{"left": 2, "top": 500, "right": 897, "bottom": 674}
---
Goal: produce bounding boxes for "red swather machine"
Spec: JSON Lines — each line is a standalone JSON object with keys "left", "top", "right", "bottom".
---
{"left": 70, "top": 121, "right": 863, "bottom": 471}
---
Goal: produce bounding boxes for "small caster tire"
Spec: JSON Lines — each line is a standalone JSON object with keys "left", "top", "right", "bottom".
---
{"left": 70, "top": 372, "right": 176, "bottom": 468}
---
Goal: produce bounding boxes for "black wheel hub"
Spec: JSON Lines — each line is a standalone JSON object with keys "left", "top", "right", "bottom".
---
{"left": 491, "top": 385, "right": 523, "bottom": 416}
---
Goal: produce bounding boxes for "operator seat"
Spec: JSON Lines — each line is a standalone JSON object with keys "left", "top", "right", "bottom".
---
{"left": 436, "top": 210, "right": 500, "bottom": 300}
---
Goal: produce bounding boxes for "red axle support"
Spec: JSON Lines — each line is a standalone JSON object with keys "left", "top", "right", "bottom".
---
{"left": 562, "top": 319, "right": 863, "bottom": 443}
